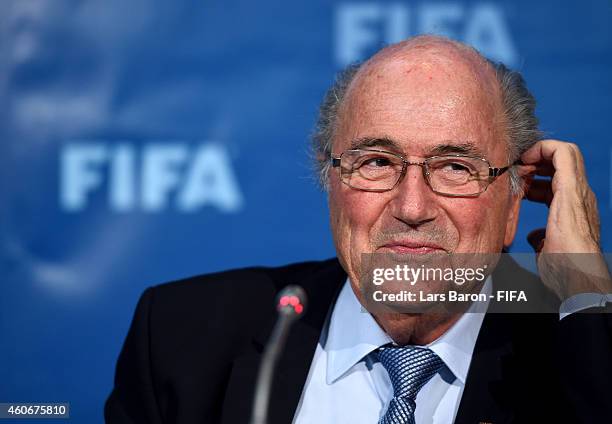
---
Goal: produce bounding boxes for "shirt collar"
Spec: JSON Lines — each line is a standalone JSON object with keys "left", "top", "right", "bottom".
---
{"left": 325, "top": 277, "right": 491, "bottom": 385}
{"left": 325, "top": 280, "right": 393, "bottom": 384}
{"left": 425, "top": 279, "right": 490, "bottom": 384}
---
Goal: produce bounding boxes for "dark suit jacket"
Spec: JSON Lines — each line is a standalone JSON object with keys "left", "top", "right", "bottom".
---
{"left": 105, "top": 257, "right": 612, "bottom": 424}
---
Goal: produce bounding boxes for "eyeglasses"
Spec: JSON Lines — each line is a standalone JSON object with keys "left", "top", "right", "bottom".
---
{"left": 331, "top": 149, "right": 512, "bottom": 197}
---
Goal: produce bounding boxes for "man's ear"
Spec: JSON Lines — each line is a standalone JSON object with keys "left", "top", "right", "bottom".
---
{"left": 503, "top": 191, "right": 523, "bottom": 247}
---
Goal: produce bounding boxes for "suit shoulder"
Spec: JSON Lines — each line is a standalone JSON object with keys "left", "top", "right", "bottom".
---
{"left": 153, "top": 257, "right": 340, "bottom": 296}
{"left": 134, "top": 258, "right": 342, "bottom": 360}
{"left": 145, "top": 258, "right": 341, "bottom": 320}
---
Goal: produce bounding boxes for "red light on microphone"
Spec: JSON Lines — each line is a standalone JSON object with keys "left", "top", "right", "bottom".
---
{"left": 276, "top": 286, "right": 307, "bottom": 318}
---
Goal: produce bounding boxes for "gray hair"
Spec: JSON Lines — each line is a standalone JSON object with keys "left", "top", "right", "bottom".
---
{"left": 311, "top": 58, "right": 542, "bottom": 195}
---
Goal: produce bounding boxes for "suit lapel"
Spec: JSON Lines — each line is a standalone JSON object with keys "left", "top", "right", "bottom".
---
{"left": 454, "top": 255, "right": 536, "bottom": 424}
{"left": 221, "top": 259, "right": 346, "bottom": 424}
{"left": 453, "top": 312, "right": 516, "bottom": 424}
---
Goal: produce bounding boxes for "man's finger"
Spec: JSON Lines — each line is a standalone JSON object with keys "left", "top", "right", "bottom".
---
{"left": 515, "top": 163, "right": 537, "bottom": 177}
{"left": 516, "top": 163, "right": 555, "bottom": 177}
{"left": 520, "top": 140, "right": 579, "bottom": 188}
{"left": 521, "top": 139, "right": 572, "bottom": 163}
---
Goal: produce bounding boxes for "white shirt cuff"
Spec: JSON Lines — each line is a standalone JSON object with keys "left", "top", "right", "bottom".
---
{"left": 559, "top": 293, "right": 612, "bottom": 320}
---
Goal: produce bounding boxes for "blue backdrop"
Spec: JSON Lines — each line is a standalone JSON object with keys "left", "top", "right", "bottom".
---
{"left": 1, "top": 1, "right": 611, "bottom": 422}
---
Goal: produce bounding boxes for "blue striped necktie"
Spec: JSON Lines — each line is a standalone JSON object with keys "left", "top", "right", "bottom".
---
{"left": 376, "top": 345, "right": 444, "bottom": 424}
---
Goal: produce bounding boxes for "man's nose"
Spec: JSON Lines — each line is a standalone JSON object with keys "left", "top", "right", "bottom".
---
{"left": 388, "top": 164, "right": 439, "bottom": 227}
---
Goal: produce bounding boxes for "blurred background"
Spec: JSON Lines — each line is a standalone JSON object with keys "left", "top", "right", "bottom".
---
{"left": 0, "top": 0, "right": 610, "bottom": 422}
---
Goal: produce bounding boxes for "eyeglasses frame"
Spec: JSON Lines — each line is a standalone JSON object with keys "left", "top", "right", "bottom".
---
{"left": 330, "top": 148, "right": 512, "bottom": 197}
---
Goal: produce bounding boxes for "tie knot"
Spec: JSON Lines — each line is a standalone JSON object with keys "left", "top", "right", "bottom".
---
{"left": 376, "top": 346, "right": 443, "bottom": 400}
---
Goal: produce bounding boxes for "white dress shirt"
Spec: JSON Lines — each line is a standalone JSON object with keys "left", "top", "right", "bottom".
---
{"left": 293, "top": 278, "right": 491, "bottom": 424}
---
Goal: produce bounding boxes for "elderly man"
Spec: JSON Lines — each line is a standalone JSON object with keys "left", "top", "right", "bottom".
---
{"left": 105, "top": 36, "right": 611, "bottom": 424}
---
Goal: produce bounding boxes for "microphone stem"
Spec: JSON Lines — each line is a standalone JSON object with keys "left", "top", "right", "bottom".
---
{"left": 250, "top": 314, "right": 294, "bottom": 424}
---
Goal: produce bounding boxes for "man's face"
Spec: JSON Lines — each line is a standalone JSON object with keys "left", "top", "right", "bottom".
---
{"left": 328, "top": 48, "right": 522, "bottom": 289}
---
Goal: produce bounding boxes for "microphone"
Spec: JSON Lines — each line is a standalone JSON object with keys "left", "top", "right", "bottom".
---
{"left": 250, "top": 285, "right": 307, "bottom": 424}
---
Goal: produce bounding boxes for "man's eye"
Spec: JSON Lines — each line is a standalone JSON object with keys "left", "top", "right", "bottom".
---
{"left": 361, "top": 157, "right": 392, "bottom": 167}
{"left": 440, "top": 162, "right": 472, "bottom": 173}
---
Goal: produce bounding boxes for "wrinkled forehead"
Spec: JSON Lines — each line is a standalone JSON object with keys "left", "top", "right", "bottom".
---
{"left": 356, "top": 37, "right": 499, "bottom": 93}
{"left": 336, "top": 40, "right": 506, "bottom": 159}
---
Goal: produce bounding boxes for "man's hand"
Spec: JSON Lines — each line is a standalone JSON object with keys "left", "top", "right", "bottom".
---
{"left": 518, "top": 139, "right": 610, "bottom": 299}
{"left": 520, "top": 139, "right": 600, "bottom": 253}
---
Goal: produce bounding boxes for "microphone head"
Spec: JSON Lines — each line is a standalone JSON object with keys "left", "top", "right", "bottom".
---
{"left": 276, "top": 285, "right": 307, "bottom": 319}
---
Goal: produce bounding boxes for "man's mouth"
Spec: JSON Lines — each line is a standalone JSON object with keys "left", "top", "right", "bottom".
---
{"left": 378, "top": 240, "right": 446, "bottom": 254}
